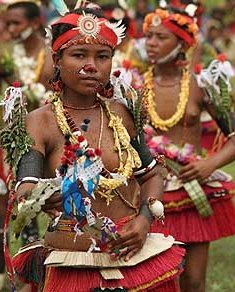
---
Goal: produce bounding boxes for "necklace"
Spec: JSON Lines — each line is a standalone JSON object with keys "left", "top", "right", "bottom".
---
{"left": 51, "top": 93, "right": 141, "bottom": 205}
{"left": 144, "top": 66, "right": 190, "bottom": 131}
{"left": 63, "top": 101, "right": 99, "bottom": 110}
{"left": 63, "top": 103, "right": 103, "bottom": 148}
{"left": 155, "top": 79, "right": 180, "bottom": 88}
{"left": 13, "top": 43, "right": 45, "bottom": 84}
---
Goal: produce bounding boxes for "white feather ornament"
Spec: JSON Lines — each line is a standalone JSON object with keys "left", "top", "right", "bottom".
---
{"left": 105, "top": 20, "right": 126, "bottom": 45}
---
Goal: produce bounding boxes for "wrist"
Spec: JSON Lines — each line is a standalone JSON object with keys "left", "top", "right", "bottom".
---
{"left": 139, "top": 203, "right": 153, "bottom": 226}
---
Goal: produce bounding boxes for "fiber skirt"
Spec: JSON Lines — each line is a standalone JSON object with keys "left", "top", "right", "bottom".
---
{"left": 152, "top": 181, "right": 235, "bottom": 243}
{"left": 12, "top": 243, "right": 185, "bottom": 292}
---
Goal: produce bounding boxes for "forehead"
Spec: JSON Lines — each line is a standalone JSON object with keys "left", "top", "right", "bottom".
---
{"left": 7, "top": 8, "right": 27, "bottom": 21}
{"left": 64, "top": 43, "right": 113, "bottom": 53}
{"left": 147, "top": 24, "right": 175, "bottom": 36}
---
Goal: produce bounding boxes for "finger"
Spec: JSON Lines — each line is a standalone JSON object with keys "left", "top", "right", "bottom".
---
{"left": 179, "top": 164, "right": 194, "bottom": 175}
{"left": 124, "top": 248, "right": 139, "bottom": 261}
{"left": 179, "top": 169, "right": 197, "bottom": 180}
{"left": 45, "top": 194, "right": 62, "bottom": 204}
{"left": 45, "top": 209, "right": 60, "bottom": 218}
{"left": 109, "top": 246, "right": 130, "bottom": 260}
{"left": 110, "top": 237, "right": 142, "bottom": 252}
{"left": 108, "top": 232, "right": 133, "bottom": 249}
{"left": 42, "top": 202, "right": 62, "bottom": 211}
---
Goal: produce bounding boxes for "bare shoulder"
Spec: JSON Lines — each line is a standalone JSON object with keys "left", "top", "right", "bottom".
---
{"left": 26, "top": 104, "right": 54, "bottom": 127}
{"left": 107, "top": 101, "right": 136, "bottom": 138}
{"left": 25, "top": 104, "right": 56, "bottom": 142}
{"left": 190, "top": 74, "right": 205, "bottom": 105}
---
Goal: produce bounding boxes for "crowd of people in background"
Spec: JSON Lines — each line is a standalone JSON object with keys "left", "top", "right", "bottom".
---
{"left": 0, "top": 1, "right": 234, "bottom": 292}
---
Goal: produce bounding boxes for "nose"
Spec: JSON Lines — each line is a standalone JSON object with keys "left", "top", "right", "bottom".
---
{"left": 7, "top": 23, "right": 15, "bottom": 35}
{"left": 83, "top": 63, "right": 97, "bottom": 73}
{"left": 146, "top": 35, "right": 158, "bottom": 48}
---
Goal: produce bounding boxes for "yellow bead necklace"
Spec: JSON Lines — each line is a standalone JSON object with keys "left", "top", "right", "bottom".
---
{"left": 144, "top": 66, "right": 190, "bottom": 131}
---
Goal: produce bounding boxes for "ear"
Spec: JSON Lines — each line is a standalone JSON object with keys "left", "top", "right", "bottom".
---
{"left": 31, "top": 17, "right": 42, "bottom": 31}
{"left": 179, "top": 40, "right": 189, "bottom": 52}
{"left": 52, "top": 53, "right": 60, "bottom": 66}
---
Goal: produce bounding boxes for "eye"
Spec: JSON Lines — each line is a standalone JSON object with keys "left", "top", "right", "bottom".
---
{"left": 72, "top": 53, "right": 85, "bottom": 59}
{"left": 158, "top": 35, "right": 167, "bottom": 39}
{"left": 98, "top": 54, "right": 111, "bottom": 60}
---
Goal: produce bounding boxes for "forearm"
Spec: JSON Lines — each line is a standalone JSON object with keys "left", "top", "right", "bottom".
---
{"left": 138, "top": 165, "right": 164, "bottom": 202}
{"left": 208, "top": 137, "right": 235, "bottom": 170}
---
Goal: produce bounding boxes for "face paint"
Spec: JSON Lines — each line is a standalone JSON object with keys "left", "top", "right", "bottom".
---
{"left": 157, "top": 43, "right": 182, "bottom": 64}
{"left": 19, "top": 26, "right": 33, "bottom": 41}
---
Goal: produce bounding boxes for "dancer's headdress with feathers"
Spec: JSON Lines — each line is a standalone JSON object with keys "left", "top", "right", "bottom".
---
{"left": 50, "top": 0, "right": 126, "bottom": 52}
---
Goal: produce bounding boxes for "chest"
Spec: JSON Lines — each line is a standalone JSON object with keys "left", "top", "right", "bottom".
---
{"left": 45, "top": 108, "right": 126, "bottom": 176}
{"left": 153, "top": 82, "right": 201, "bottom": 127}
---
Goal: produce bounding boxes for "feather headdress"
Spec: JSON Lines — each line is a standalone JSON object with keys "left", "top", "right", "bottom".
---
{"left": 50, "top": 3, "right": 126, "bottom": 52}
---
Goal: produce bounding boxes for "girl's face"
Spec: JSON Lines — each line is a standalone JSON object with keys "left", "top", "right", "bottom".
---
{"left": 145, "top": 24, "right": 180, "bottom": 64}
{"left": 6, "top": 8, "right": 37, "bottom": 40}
{"left": 57, "top": 43, "right": 113, "bottom": 97}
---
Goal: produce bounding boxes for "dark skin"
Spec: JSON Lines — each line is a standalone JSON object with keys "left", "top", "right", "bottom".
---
{"left": 145, "top": 24, "right": 235, "bottom": 292}
{"left": 17, "top": 43, "right": 164, "bottom": 261}
{"left": 6, "top": 7, "right": 53, "bottom": 90}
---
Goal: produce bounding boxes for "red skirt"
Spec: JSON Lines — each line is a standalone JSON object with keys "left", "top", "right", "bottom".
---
{"left": 152, "top": 181, "right": 235, "bottom": 243}
{"left": 13, "top": 244, "right": 185, "bottom": 292}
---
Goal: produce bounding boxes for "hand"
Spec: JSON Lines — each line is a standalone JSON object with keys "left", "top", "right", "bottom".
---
{"left": 41, "top": 191, "right": 62, "bottom": 218}
{"left": 179, "top": 159, "right": 216, "bottom": 183}
{"left": 107, "top": 215, "right": 150, "bottom": 261}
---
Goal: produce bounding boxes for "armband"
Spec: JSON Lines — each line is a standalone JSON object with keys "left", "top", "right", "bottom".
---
{"left": 131, "top": 132, "right": 156, "bottom": 177}
{"left": 14, "top": 176, "right": 39, "bottom": 192}
{"left": 215, "top": 112, "right": 235, "bottom": 137}
{"left": 17, "top": 149, "right": 44, "bottom": 181}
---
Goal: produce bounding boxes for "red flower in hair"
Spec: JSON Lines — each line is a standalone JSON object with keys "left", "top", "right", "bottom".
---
{"left": 194, "top": 63, "right": 203, "bottom": 74}
{"left": 217, "top": 54, "right": 227, "bottom": 62}
{"left": 122, "top": 59, "right": 131, "bottom": 70}
{"left": 12, "top": 81, "right": 21, "bottom": 88}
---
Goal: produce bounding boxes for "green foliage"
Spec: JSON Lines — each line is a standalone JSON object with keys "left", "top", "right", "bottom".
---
{"left": 0, "top": 94, "right": 33, "bottom": 178}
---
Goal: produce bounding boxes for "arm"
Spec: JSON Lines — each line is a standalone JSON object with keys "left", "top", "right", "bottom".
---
{"left": 204, "top": 101, "right": 235, "bottom": 168}
{"left": 107, "top": 126, "right": 165, "bottom": 260}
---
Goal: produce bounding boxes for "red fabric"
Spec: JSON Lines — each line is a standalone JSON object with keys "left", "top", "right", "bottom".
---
{"left": 200, "top": 120, "right": 217, "bottom": 150}
{"left": 162, "top": 19, "right": 195, "bottom": 46}
{"left": 52, "top": 14, "right": 118, "bottom": 51}
{"left": 162, "top": 181, "right": 234, "bottom": 205}
{"left": 151, "top": 182, "right": 235, "bottom": 242}
{"left": 0, "top": 149, "right": 6, "bottom": 181}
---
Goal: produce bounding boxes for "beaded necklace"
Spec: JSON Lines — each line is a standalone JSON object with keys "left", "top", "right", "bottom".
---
{"left": 51, "top": 94, "right": 141, "bottom": 205}
{"left": 144, "top": 66, "right": 190, "bottom": 131}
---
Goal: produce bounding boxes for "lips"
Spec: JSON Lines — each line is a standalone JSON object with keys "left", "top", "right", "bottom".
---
{"left": 80, "top": 76, "right": 98, "bottom": 82}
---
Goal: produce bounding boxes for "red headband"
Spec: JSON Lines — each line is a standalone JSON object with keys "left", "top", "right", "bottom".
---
{"left": 162, "top": 19, "right": 194, "bottom": 46}
{"left": 51, "top": 13, "right": 124, "bottom": 52}
{"left": 143, "top": 9, "right": 198, "bottom": 46}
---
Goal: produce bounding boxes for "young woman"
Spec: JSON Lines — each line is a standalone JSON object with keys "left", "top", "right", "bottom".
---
{"left": 1, "top": 5, "right": 185, "bottom": 292}
{"left": 142, "top": 4, "right": 235, "bottom": 292}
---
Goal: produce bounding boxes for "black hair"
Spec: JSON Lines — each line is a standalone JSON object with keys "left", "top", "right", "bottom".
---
{"left": 7, "top": 1, "right": 41, "bottom": 20}
{"left": 101, "top": 4, "right": 130, "bottom": 33}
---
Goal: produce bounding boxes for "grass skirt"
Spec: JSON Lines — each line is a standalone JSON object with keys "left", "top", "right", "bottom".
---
{"left": 12, "top": 243, "right": 185, "bottom": 292}
{"left": 152, "top": 181, "right": 235, "bottom": 243}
